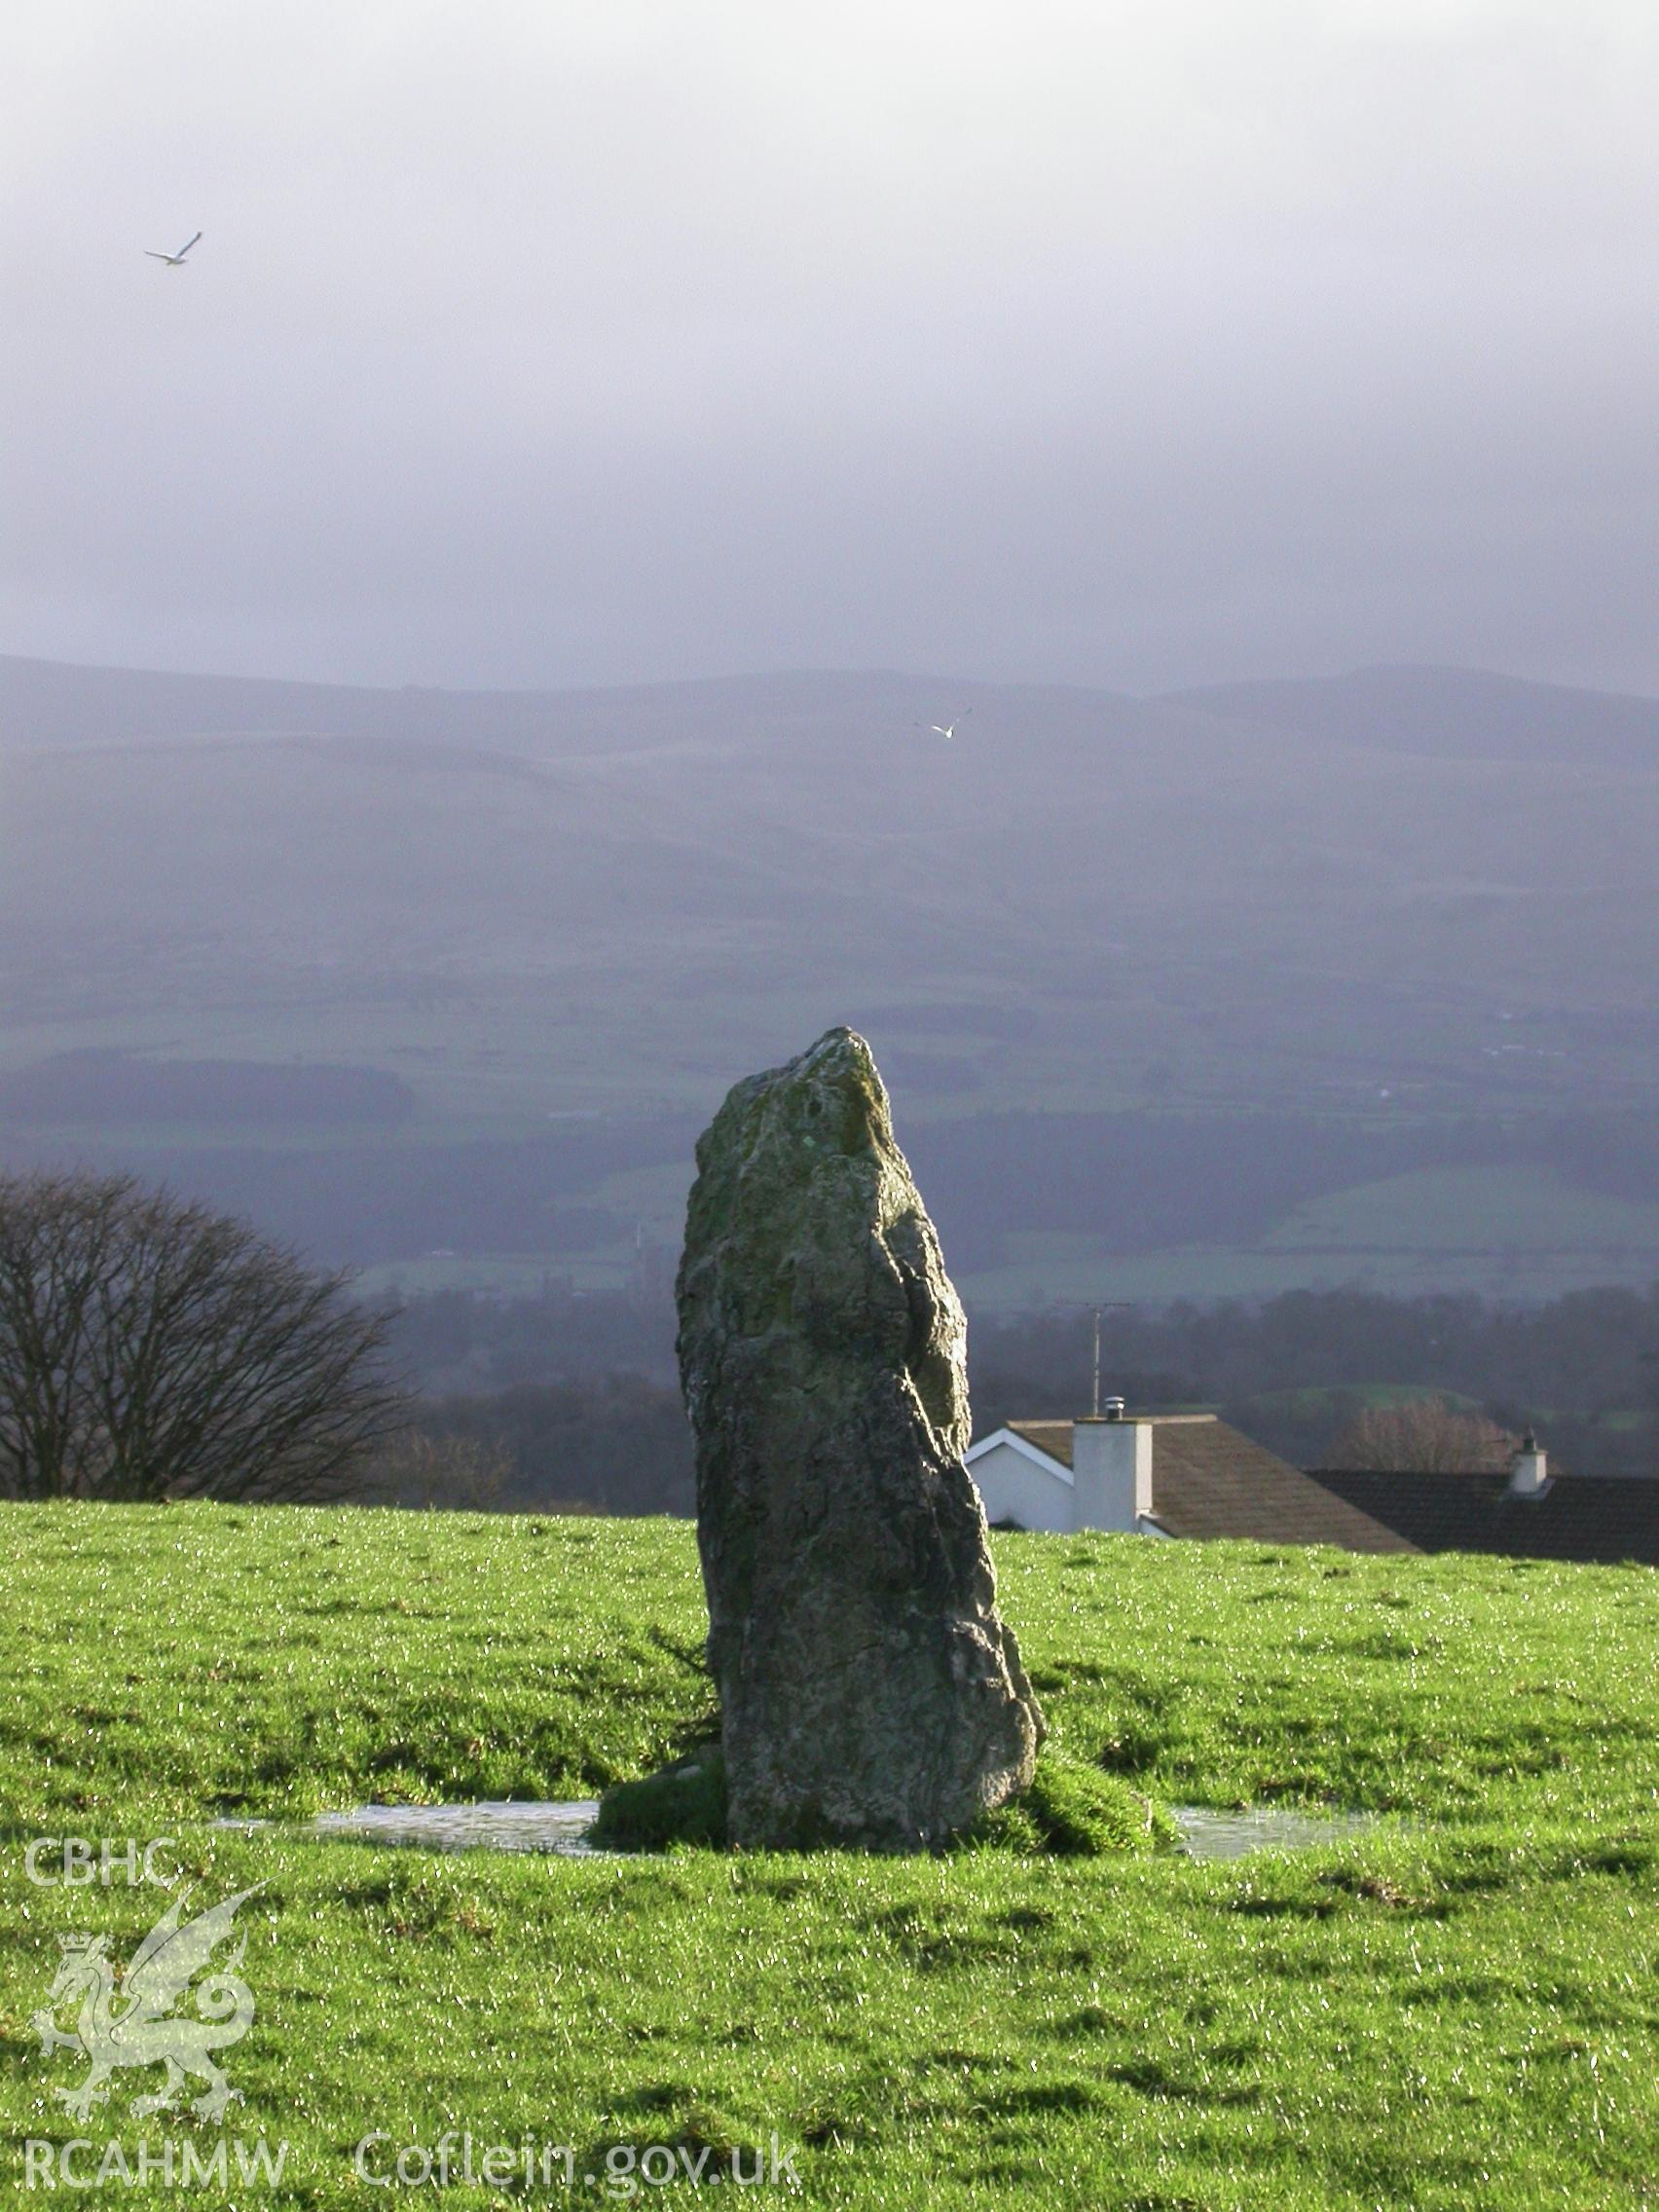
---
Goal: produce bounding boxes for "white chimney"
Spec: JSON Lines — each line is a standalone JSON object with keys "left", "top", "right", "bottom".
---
{"left": 1507, "top": 1431, "right": 1548, "bottom": 1496}
{"left": 1071, "top": 1411, "right": 1153, "bottom": 1530}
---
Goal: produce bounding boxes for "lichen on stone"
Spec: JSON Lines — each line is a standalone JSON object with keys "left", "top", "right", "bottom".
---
{"left": 678, "top": 1026, "right": 1043, "bottom": 1851}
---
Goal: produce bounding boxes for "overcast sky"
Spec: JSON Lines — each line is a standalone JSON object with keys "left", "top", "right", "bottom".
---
{"left": 4, "top": 1, "right": 1658, "bottom": 695}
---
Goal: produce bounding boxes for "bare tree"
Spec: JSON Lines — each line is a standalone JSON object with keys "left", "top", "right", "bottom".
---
{"left": 0, "top": 1170, "right": 405, "bottom": 1501}
{"left": 368, "top": 1424, "right": 514, "bottom": 1511}
{"left": 1323, "top": 1397, "right": 1519, "bottom": 1475}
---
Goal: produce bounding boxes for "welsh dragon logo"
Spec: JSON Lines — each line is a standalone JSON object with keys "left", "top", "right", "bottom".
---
{"left": 30, "top": 1885, "right": 265, "bottom": 2123}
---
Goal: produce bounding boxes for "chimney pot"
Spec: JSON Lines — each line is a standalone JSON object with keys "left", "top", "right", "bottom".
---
{"left": 1507, "top": 1434, "right": 1548, "bottom": 1496}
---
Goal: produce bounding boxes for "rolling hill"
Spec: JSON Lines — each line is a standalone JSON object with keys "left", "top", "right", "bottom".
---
{"left": 4, "top": 654, "right": 1658, "bottom": 1297}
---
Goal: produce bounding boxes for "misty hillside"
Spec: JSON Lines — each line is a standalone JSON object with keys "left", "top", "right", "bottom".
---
{"left": 4, "top": 654, "right": 1659, "bottom": 1298}
{"left": 6, "top": 653, "right": 1658, "bottom": 1063}
{"left": 1164, "top": 665, "right": 1659, "bottom": 772}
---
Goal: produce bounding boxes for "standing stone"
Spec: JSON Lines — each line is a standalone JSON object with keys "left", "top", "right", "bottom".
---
{"left": 677, "top": 1026, "right": 1043, "bottom": 1849}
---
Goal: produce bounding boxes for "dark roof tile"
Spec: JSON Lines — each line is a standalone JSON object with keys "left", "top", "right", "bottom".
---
{"left": 1309, "top": 1471, "right": 1659, "bottom": 1567}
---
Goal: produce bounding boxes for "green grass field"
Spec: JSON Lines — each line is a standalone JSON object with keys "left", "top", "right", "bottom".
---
{"left": 1, "top": 1506, "right": 1655, "bottom": 2207}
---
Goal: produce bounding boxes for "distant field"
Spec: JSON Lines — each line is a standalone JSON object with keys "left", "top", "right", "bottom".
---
{"left": 16, "top": 1092, "right": 1659, "bottom": 1307}
{"left": 1264, "top": 1162, "right": 1659, "bottom": 1256}
{"left": 949, "top": 1160, "right": 1659, "bottom": 1307}
{"left": 364, "top": 1233, "right": 1659, "bottom": 1311}
{"left": 1, "top": 1504, "right": 1654, "bottom": 2207}
{"left": 1239, "top": 1382, "right": 1489, "bottom": 1423}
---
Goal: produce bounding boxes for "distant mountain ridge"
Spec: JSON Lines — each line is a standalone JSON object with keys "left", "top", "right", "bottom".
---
{"left": 1, "top": 653, "right": 1120, "bottom": 757}
{"left": 6, "top": 648, "right": 1659, "bottom": 1231}
{"left": 8, "top": 651, "right": 1659, "bottom": 772}
{"left": 1163, "top": 664, "right": 1659, "bottom": 771}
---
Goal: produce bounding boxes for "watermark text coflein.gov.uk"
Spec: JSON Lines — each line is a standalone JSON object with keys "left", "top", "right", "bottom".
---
{"left": 354, "top": 2129, "right": 801, "bottom": 2194}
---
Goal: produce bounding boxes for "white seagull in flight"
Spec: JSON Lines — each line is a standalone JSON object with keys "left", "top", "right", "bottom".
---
{"left": 145, "top": 231, "right": 202, "bottom": 267}
{"left": 929, "top": 709, "right": 972, "bottom": 739}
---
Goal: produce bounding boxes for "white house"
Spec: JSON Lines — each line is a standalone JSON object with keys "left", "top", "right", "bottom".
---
{"left": 966, "top": 1411, "right": 1170, "bottom": 1535}
{"left": 966, "top": 1408, "right": 1406, "bottom": 1550}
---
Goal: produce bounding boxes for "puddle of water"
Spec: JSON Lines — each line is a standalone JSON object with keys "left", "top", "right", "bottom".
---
{"left": 1172, "top": 1806, "right": 1381, "bottom": 1861}
{"left": 214, "top": 1799, "right": 1381, "bottom": 1864}
{"left": 215, "top": 1800, "right": 603, "bottom": 1856}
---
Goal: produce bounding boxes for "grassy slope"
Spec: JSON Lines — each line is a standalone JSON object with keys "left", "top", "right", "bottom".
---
{"left": 1, "top": 1505, "right": 1654, "bottom": 2208}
